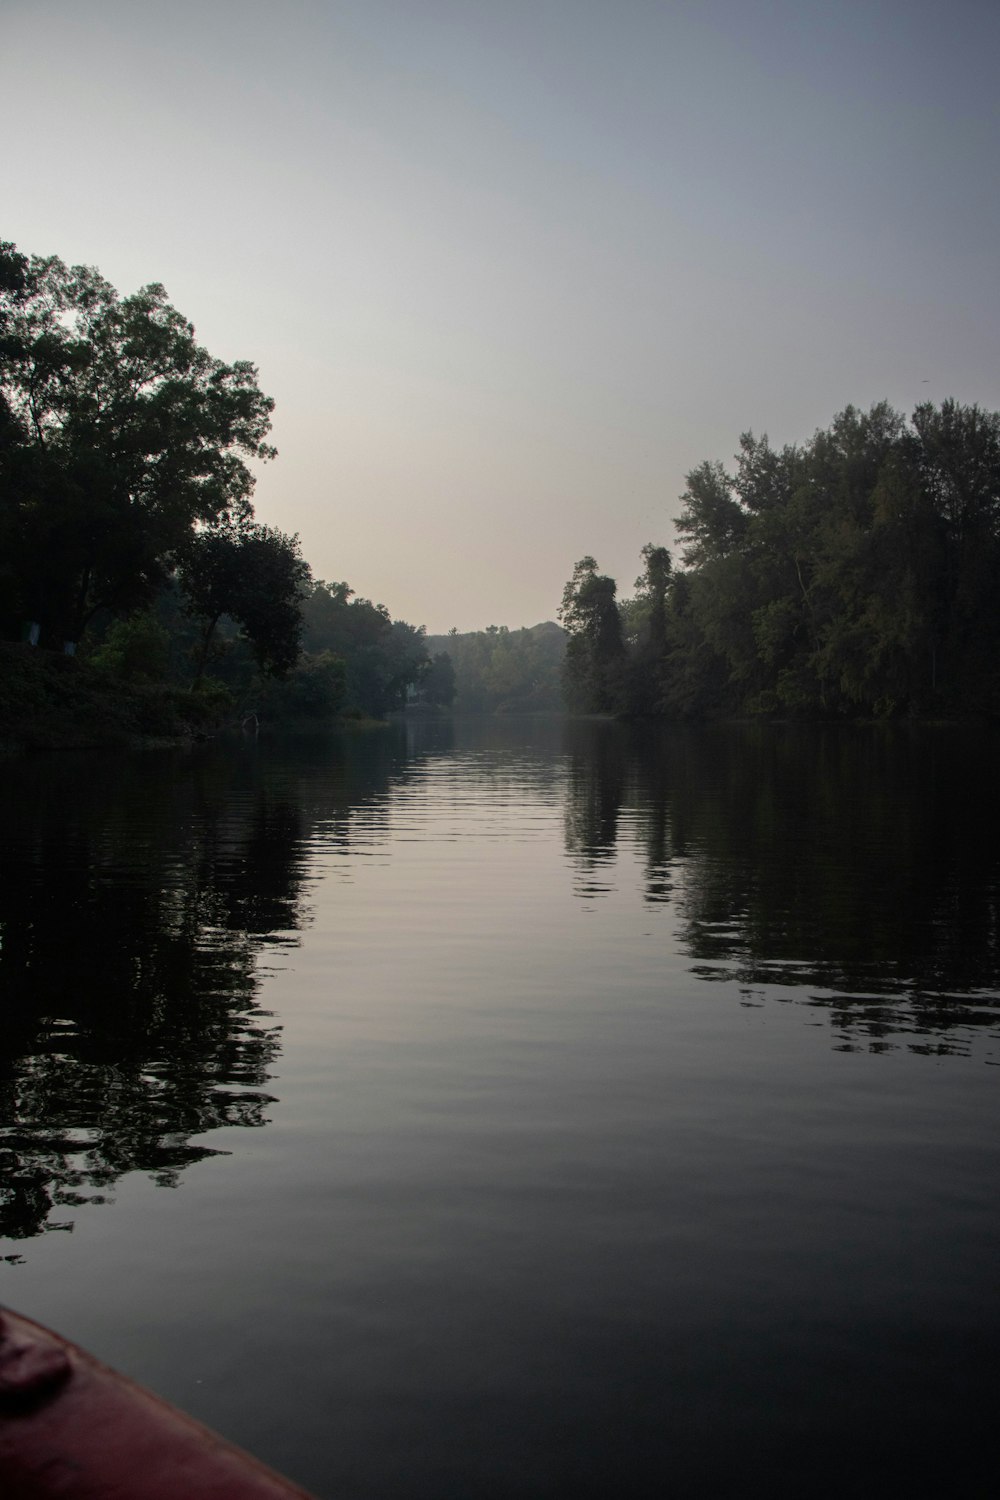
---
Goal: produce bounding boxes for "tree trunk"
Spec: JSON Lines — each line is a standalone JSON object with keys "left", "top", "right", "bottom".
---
{"left": 194, "top": 614, "right": 221, "bottom": 684}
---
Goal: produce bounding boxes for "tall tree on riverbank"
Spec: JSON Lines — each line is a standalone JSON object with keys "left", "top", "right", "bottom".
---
{"left": 179, "top": 518, "right": 310, "bottom": 681}
{"left": 0, "top": 242, "right": 275, "bottom": 646}
{"left": 559, "top": 557, "right": 626, "bottom": 713}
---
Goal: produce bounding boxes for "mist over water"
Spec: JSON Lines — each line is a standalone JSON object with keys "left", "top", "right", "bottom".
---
{"left": 2, "top": 721, "right": 999, "bottom": 1496}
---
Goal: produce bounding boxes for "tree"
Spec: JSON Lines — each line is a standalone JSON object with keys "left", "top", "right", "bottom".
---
{"left": 421, "top": 652, "right": 456, "bottom": 707}
{"left": 422, "top": 623, "right": 565, "bottom": 712}
{"left": 634, "top": 544, "right": 672, "bottom": 650}
{"left": 178, "top": 519, "right": 310, "bottom": 681}
{"left": 559, "top": 557, "right": 626, "bottom": 713}
{"left": 622, "top": 544, "right": 674, "bottom": 715}
{"left": 255, "top": 650, "right": 347, "bottom": 723}
{"left": 88, "top": 610, "right": 171, "bottom": 683}
{"left": 301, "top": 581, "right": 429, "bottom": 716}
{"left": 907, "top": 400, "right": 1000, "bottom": 705}
{"left": 0, "top": 245, "right": 275, "bottom": 645}
{"left": 675, "top": 460, "right": 747, "bottom": 567}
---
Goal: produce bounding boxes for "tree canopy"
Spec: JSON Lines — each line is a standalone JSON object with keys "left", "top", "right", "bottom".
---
{"left": 423, "top": 623, "right": 564, "bottom": 713}
{"left": 558, "top": 557, "right": 626, "bottom": 713}
{"left": 0, "top": 242, "right": 275, "bottom": 646}
{"left": 301, "top": 581, "right": 430, "bottom": 717}
{"left": 179, "top": 518, "right": 310, "bottom": 680}
{"left": 563, "top": 399, "right": 1000, "bottom": 721}
{"left": 1, "top": 240, "right": 436, "bottom": 734}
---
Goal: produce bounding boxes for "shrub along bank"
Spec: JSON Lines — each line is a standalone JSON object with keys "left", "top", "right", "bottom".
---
{"left": 0, "top": 641, "right": 233, "bottom": 752}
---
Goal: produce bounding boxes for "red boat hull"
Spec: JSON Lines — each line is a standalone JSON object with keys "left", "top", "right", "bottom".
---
{"left": 0, "top": 1308, "right": 318, "bottom": 1499}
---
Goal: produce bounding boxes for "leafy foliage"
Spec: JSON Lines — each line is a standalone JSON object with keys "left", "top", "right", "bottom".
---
{"left": 567, "top": 399, "right": 1000, "bottom": 721}
{"left": 421, "top": 652, "right": 457, "bottom": 708}
{"left": 424, "top": 623, "right": 565, "bottom": 713}
{"left": 179, "top": 518, "right": 310, "bottom": 680}
{"left": 301, "top": 581, "right": 430, "bottom": 717}
{"left": 88, "top": 610, "right": 171, "bottom": 683}
{"left": 558, "top": 557, "right": 626, "bottom": 713}
{"left": 0, "top": 240, "right": 434, "bottom": 734}
{"left": 0, "top": 244, "right": 276, "bottom": 646}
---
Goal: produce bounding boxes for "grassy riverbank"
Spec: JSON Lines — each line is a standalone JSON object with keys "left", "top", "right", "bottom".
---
{"left": 0, "top": 642, "right": 232, "bottom": 752}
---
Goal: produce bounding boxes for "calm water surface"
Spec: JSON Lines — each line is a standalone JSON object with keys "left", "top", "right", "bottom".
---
{"left": 2, "top": 720, "right": 999, "bottom": 1497}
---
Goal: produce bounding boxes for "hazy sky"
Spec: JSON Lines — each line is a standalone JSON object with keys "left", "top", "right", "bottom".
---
{"left": 5, "top": 0, "right": 999, "bottom": 631}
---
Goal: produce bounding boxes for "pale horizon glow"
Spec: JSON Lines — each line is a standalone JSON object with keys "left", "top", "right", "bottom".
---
{"left": 4, "top": 0, "right": 999, "bottom": 632}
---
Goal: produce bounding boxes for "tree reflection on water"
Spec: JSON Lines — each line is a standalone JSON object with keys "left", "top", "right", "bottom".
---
{"left": 0, "top": 735, "right": 409, "bottom": 1246}
{"left": 6, "top": 720, "right": 1000, "bottom": 1248}
{"left": 0, "top": 771, "right": 295, "bottom": 1243}
{"left": 561, "top": 720, "right": 1000, "bottom": 1055}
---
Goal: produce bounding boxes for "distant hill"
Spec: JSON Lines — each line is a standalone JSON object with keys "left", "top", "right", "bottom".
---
{"left": 425, "top": 622, "right": 565, "bottom": 713}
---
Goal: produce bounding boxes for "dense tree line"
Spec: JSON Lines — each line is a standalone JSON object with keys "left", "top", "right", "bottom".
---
{"left": 561, "top": 400, "right": 1000, "bottom": 719}
{"left": 0, "top": 241, "right": 434, "bottom": 726}
{"left": 299, "top": 580, "right": 448, "bottom": 719}
{"left": 424, "top": 622, "right": 565, "bottom": 713}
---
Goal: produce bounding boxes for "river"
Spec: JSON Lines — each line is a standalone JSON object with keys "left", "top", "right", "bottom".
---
{"left": 1, "top": 719, "right": 999, "bottom": 1497}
